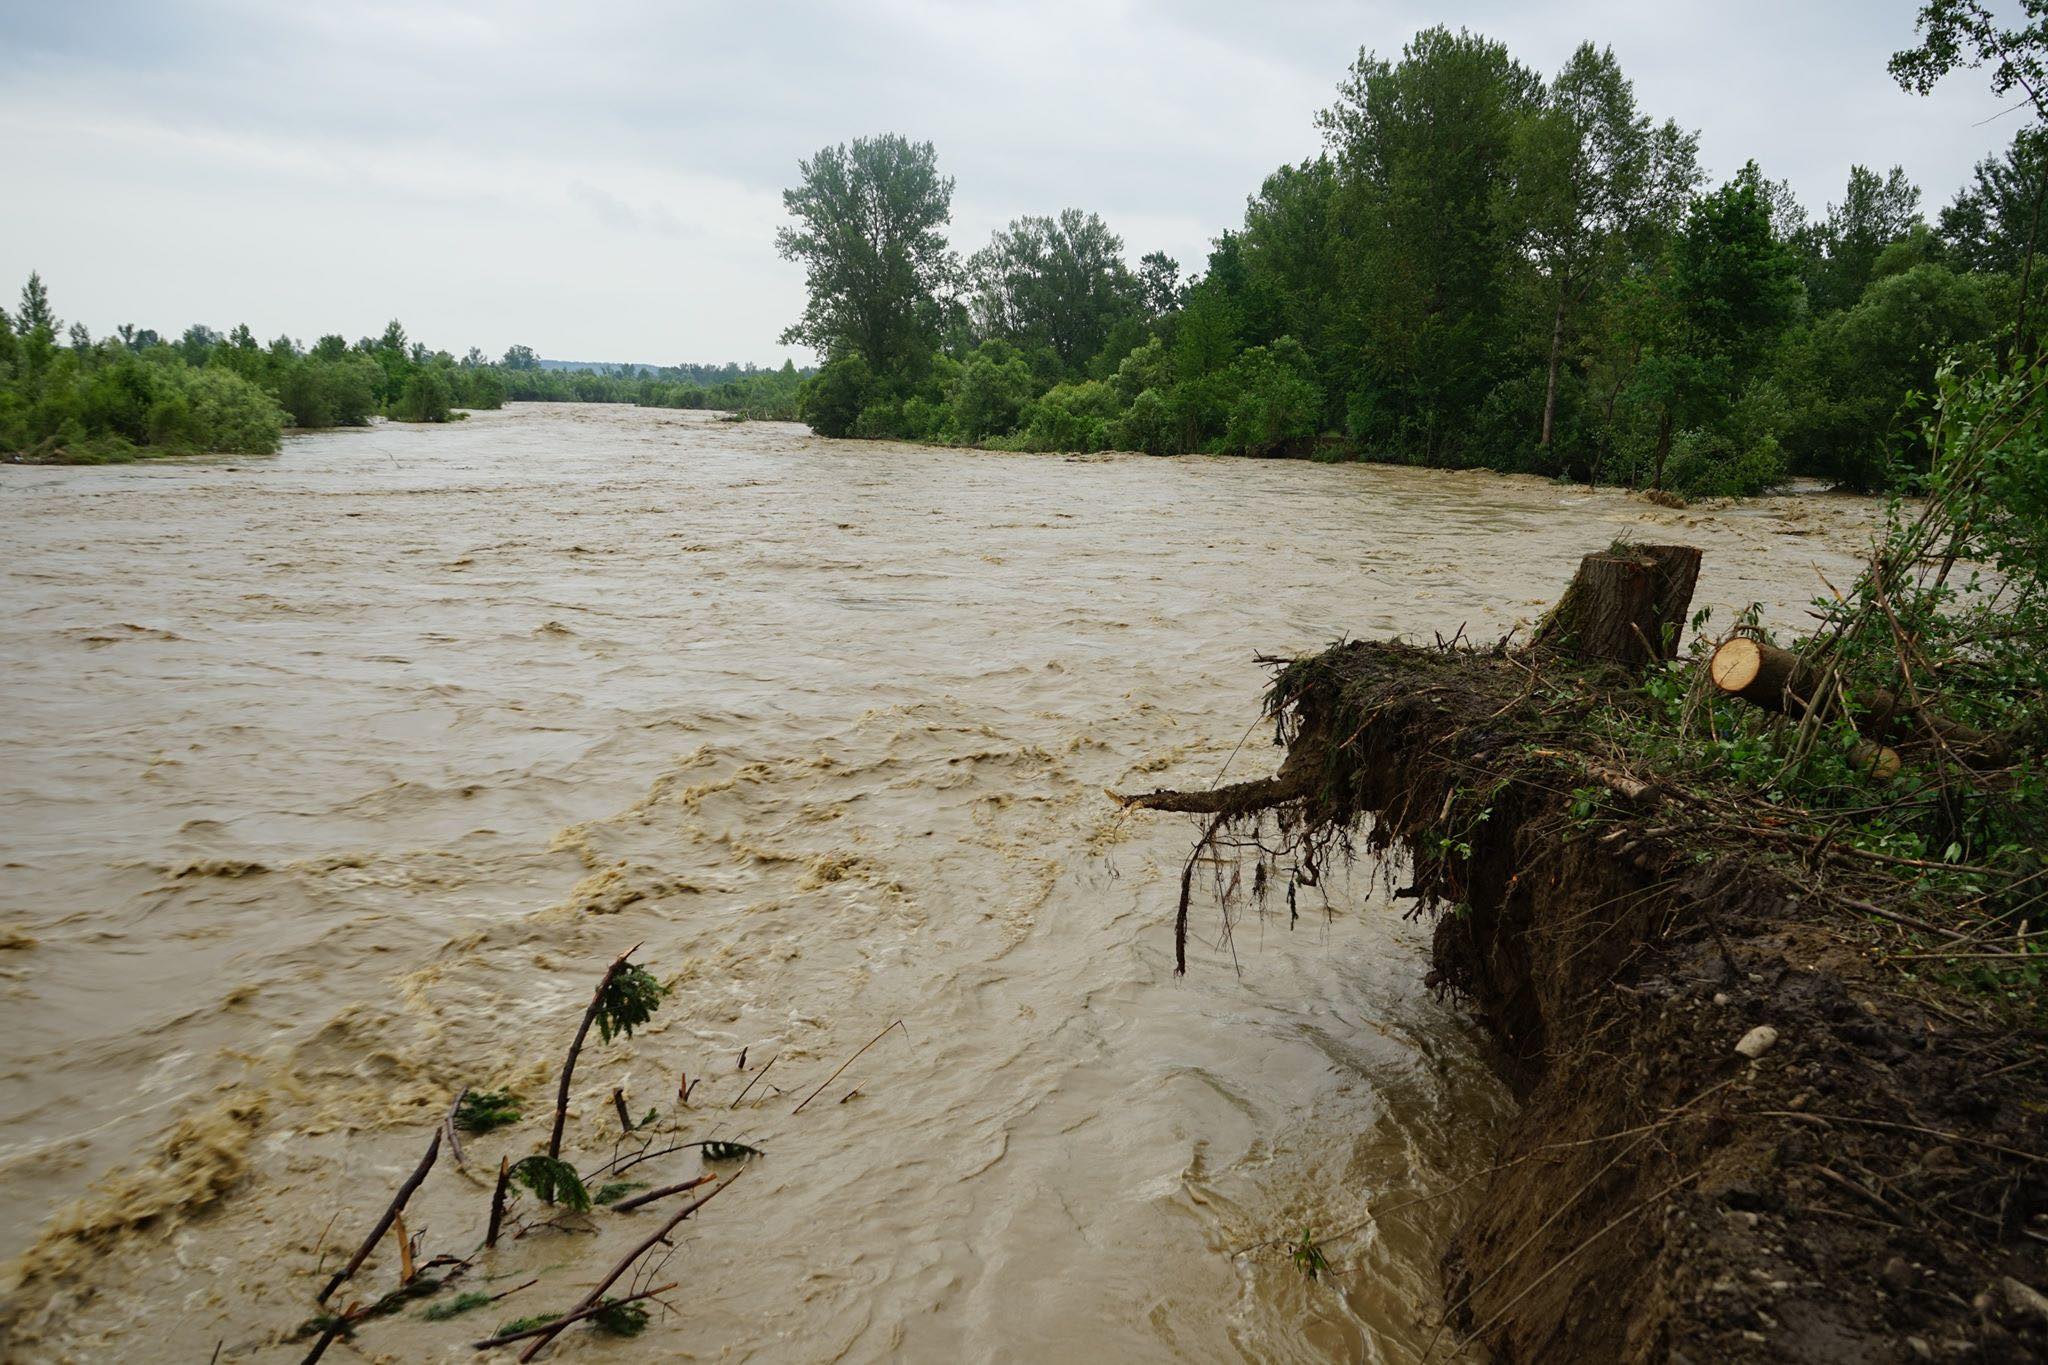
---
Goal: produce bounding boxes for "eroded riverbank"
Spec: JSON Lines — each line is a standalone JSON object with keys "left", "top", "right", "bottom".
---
{"left": 0, "top": 405, "right": 1880, "bottom": 1360}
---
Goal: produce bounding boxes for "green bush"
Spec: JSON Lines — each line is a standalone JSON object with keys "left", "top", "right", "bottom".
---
{"left": 1222, "top": 338, "right": 1322, "bottom": 456}
{"left": 798, "top": 354, "right": 875, "bottom": 438}
{"left": 393, "top": 368, "right": 454, "bottom": 423}
{"left": 1113, "top": 386, "right": 1183, "bottom": 455}
{"left": 1015, "top": 380, "right": 1119, "bottom": 452}
{"left": 950, "top": 341, "right": 1036, "bottom": 442}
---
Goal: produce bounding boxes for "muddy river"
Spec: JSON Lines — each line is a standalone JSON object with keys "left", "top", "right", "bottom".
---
{"left": 0, "top": 405, "right": 1878, "bottom": 1361}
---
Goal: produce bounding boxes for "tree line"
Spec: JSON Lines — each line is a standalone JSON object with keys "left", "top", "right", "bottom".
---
{"left": 778, "top": 23, "right": 2042, "bottom": 495}
{"left": 0, "top": 278, "right": 807, "bottom": 462}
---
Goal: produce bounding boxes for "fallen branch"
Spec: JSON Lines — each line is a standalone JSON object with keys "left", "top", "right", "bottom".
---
{"left": 513, "top": 1172, "right": 743, "bottom": 1361}
{"left": 317, "top": 1127, "right": 441, "bottom": 1303}
{"left": 610, "top": 1174, "right": 717, "bottom": 1212}
{"left": 469, "top": 1281, "right": 678, "bottom": 1351}
{"left": 548, "top": 944, "right": 641, "bottom": 1161}
{"left": 300, "top": 1308, "right": 353, "bottom": 1365}
{"left": 1107, "top": 768, "right": 1308, "bottom": 816}
{"left": 443, "top": 1085, "right": 470, "bottom": 1171}
{"left": 1708, "top": 637, "right": 2009, "bottom": 767}
{"left": 485, "top": 1155, "right": 511, "bottom": 1249}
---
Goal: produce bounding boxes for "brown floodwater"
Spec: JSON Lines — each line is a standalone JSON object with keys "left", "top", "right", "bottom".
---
{"left": 0, "top": 405, "right": 1879, "bottom": 1361}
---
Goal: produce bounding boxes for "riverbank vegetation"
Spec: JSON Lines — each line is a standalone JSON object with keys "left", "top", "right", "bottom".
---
{"left": 779, "top": 23, "right": 2042, "bottom": 498}
{"left": 0, "top": 276, "right": 808, "bottom": 463}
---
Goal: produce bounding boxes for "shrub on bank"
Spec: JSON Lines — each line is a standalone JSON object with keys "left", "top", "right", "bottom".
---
{"left": 393, "top": 368, "right": 454, "bottom": 423}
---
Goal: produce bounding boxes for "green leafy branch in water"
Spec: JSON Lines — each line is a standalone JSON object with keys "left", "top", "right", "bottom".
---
{"left": 421, "top": 1291, "right": 495, "bottom": 1322}
{"left": 496, "top": 1312, "right": 561, "bottom": 1336}
{"left": 511, "top": 1154, "right": 590, "bottom": 1212}
{"left": 1291, "top": 1228, "right": 1331, "bottom": 1281}
{"left": 548, "top": 946, "right": 669, "bottom": 1160}
{"left": 593, "top": 1180, "right": 646, "bottom": 1206}
{"left": 591, "top": 1299, "right": 653, "bottom": 1336}
{"left": 454, "top": 1089, "right": 521, "bottom": 1134}
{"left": 596, "top": 963, "right": 667, "bottom": 1043}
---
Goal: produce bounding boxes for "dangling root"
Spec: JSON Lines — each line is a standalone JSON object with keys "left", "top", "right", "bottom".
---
{"left": 1106, "top": 769, "right": 1310, "bottom": 816}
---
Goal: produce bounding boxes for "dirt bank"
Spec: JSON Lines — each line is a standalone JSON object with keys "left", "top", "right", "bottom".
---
{"left": 1130, "top": 638, "right": 2048, "bottom": 1361}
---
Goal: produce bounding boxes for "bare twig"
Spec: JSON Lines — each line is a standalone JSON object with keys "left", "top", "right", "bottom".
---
{"left": 443, "top": 1085, "right": 470, "bottom": 1171}
{"left": 610, "top": 1174, "right": 717, "bottom": 1212}
{"left": 485, "top": 1154, "right": 511, "bottom": 1249}
{"left": 1753, "top": 1111, "right": 2045, "bottom": 1165}
{"left": 793, "top": 1021, "right": 906, "bottom": 1114}
{"left": 611, "top": 1087, "right": 634, "bottom": 1135}
{"left": 730, "top": 1055, "right": 777, "bottom": 1108}
{"left": 317, "top": 1128, "right": 441, "bottom": 1303}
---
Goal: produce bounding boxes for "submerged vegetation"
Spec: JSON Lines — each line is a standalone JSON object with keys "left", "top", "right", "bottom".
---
{"left": 778, "top": 23, "right": 2043, "bottom": 497}
{"left": 0, "top": 275, "right": 808, "bottom": 463}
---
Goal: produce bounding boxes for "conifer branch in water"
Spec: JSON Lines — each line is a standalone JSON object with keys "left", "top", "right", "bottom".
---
{"left": 546, "top": 945, "right": 665, "bottom": 1161}
{"left": 509, "top": 1154, "right": 590, "bottom": 1213}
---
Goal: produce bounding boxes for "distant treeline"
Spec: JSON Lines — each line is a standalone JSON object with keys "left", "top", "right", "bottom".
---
{"left": 495, "top": 346, "right": 809, "bottom": 416}
{"left": 0, "top": 283, "right": 808, "bottom": 463}
{"left": 778, "top": 26, "right": 2041, "bottom": 494}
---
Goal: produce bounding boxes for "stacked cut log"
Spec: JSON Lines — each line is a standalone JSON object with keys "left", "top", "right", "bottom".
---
{"left": 1707, "top": 636, "right": 2008, "bottom": 771}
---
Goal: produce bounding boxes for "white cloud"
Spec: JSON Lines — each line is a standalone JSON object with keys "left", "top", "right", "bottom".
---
{"left": 0, "top": 0, "right": 2025, "bottom": 363}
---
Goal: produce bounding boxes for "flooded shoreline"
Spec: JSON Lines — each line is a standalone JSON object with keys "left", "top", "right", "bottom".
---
{"left": 0, "top": 405, "right": 1880, "bottom": 1360}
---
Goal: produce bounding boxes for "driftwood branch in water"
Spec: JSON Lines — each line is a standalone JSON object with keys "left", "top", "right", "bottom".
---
{"left": 442, "top": 1085, "right": 469, "bottom": 1171}
{"left": 485, "top": 1154, "right": 511, "bottom": 1248}
{"left": 609, "top": 1173, "right": 717, "bottom": 1213}
{"left": 316, "top": 1127, "right": 441, "bottom": 1303}
{"left": 548, "top": 944, "right": 641, "bottom": 1161}
{"left": 513, "top": 1172, "right": 743, "bottom": 1361}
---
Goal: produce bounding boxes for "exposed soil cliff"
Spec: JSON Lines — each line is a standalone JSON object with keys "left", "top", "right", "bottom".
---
{"left": 1126, "top": 634, "right": 2048, "bottom": 1361}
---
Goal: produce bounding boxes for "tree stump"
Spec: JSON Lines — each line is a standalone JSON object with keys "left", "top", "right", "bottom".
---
{"left": 1529, "top": 543, "right": 1702, "bottom": 668}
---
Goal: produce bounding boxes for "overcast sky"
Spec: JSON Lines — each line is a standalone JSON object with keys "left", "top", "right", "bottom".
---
{"left": 0, "top": 1, "right": 2030, "bottom": 366}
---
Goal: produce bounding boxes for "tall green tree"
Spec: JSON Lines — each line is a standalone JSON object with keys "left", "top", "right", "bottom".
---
{"left": 1811, "top": 165, "right": 1923, "bottom": 312}
{"left": 1635, "top": 164, "right": 1802, "bottom": 488}
{"left": 777, "top": 134, "right": 956, "bottom": 381}
{"left": 17, "top": 272, "right": 59, "bottom": 340}
{"left": 1939, "top": 126, "right": 2047, "bottom": 274}
{"left": 1136, "top": 252, "right": 1183, "bottom": 319}
{"left": 967, "top": 209, "right": 1141, "bottom": 373}
{"left": 1505, "top": 43, "right": 1697, "bottom": 450}
{"left": 1318, "top": 26, "right": 1540, "bottom": 458}
{"left": 1894, "top": 2, "right": 2048, "bottom": 347}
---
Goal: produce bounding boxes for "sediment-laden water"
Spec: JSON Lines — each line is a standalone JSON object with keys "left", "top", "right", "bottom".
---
{"left": 0, "top": 405, "right": 1878, "bottom": 1361}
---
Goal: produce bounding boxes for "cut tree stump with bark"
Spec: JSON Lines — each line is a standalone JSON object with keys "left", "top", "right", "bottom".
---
{"left": 1530, "top": 543, "right": 1703, "bottom": 669}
